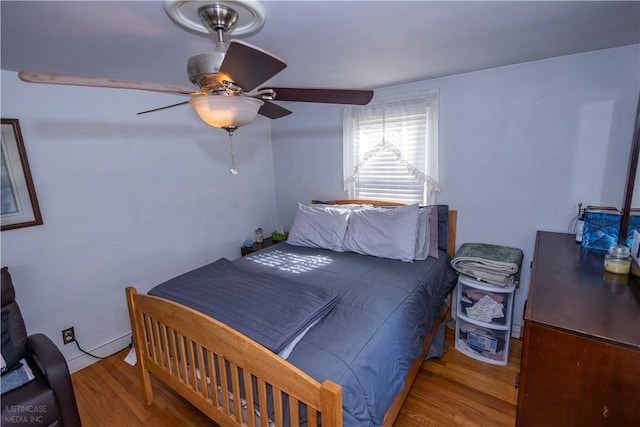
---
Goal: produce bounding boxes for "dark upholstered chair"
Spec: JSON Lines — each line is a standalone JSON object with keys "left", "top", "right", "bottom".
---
{"left": 1, "top": 267, "right": 82, "bottom": 427}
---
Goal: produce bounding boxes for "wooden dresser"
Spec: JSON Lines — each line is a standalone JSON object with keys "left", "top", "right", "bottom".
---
{"left": 516, "top": 231, "right": 640, "bottom": 425}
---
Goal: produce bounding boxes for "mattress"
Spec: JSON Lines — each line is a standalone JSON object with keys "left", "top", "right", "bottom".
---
{"left": 235, "top": 243, "right": 457, "bottom": 426}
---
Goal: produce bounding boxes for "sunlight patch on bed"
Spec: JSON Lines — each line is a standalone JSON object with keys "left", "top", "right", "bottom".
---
{"left": 248, "top": 249, "right": 333, "bottom": 273}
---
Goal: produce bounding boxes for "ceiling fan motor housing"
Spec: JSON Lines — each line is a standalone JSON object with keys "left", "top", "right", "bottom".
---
{"left": 186, "top": 4, "right": 240, "bottom": 93}
{"left": 187, "top": 51, "right": 226, "bottom": 92}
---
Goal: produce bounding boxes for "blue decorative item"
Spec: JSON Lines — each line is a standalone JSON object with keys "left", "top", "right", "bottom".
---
{"left": 243, "top": 239, "right": 254, "bottom": 248}
{"left": 581, "top": 209, "right": 621, "bottom": 251}
{"left": 625, "top": 210, "right": 640, "bottom": 248}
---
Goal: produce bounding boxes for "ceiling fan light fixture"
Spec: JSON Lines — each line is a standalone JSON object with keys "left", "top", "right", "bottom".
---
{"left": 189, "top": 95, "right": 263, "bottom": 128}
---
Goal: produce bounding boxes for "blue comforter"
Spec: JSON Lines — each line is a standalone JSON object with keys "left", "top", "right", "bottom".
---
{"left": 235, "top": 243, "right": 457, "bottom": 426}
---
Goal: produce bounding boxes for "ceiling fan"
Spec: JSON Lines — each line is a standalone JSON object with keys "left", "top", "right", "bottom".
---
{"left": 17, "top": 0, "right": 374, "bottom": 173}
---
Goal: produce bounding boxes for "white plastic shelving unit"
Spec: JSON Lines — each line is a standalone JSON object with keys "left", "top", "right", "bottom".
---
{"left": 454, "top": 274, "right": 516, "bottom": 365}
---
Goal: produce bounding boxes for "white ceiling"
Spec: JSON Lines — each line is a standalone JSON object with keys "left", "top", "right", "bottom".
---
{"left": 1, "top": 1, "right": 639, "bottom": 92}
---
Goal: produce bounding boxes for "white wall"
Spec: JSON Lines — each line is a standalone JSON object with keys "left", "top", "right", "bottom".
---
{"left": 0, "top": 70, "right": 277, "bottom": 371}
{"left": 271, "top": 104, "right": 346, "bottom": 227}
{"left": 271, "top": 45, "right": 640, "bottom": 336}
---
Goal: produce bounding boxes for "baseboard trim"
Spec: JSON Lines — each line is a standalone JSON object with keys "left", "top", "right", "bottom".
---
{"left": 511, "top": 323, "right": 522, "bottom": 339}
{"left": 67, "top": 332, "right": 132, "bottom": 373}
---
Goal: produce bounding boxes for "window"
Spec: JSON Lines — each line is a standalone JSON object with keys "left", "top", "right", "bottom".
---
{"left": 343, "top": 90, "right": 439, "bottom": 205}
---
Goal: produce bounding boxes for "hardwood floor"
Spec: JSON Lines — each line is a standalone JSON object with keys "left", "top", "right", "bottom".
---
{"left": 395, "top": 328, "right": 520, "bottom": 426}
{"left": 71, "top": 327, "right": 520, "bottom": 426}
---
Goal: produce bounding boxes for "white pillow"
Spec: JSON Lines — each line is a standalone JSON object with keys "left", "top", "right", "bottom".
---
{"left": 342, "top": 204, "right": 420, "bottom": 262}
{"left": 414, "top": 206, "right": 431, "bottom": 260}
{"left": 286, "top": 204, "right": 352, "bottom": 251}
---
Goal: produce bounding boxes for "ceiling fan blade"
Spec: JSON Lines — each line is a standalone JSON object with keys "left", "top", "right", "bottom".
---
{"left": 258, "top": 101, "right": 292, "bottom": 120}
{"left": 18, "top": 71, "right": 196, "bottom": 95}
{"left": 137, "top": 101, "right": 190, "bottom": 115}
{"left": 259, "top": 87, "right": 374, "bottom": 105}
{"left": 217, "top": 40, "right": 287, "bottom": 92}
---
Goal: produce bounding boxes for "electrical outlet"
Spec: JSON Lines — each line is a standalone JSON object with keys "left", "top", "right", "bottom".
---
{"left": 62, "top": 327, "right": 75, "bottom": 345}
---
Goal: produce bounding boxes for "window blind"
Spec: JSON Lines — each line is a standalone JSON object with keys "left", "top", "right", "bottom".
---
{"left": 344, "top": 91, "right": 439, "bottom": 205}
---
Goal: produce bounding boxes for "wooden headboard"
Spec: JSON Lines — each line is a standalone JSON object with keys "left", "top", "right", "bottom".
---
{"left": 312, "top": 199, "right": 457, "bottom": 258}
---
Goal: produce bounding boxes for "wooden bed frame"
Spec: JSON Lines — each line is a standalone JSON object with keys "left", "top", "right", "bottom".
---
{"left": 126, "top": 201, "right": 457, "bottom": 427}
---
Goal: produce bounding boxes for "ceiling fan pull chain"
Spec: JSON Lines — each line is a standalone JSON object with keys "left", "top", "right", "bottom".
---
{"left": 226, "top": 131, "right": 238, "bottom": 175}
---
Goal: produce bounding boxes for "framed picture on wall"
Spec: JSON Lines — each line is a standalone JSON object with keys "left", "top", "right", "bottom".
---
{"left": 1, "top": 118, "right": 43, "bottom": 231}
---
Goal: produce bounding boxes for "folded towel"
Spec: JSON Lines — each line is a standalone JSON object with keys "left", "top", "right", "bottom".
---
{"left": 451, "top": 243, "right": 524, "bottom": 287}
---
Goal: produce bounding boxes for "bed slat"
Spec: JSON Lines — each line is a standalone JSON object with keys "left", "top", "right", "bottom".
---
{"left": 243, "top": 373, "right": 257, "bottom": 427}
{"left": 257, "top": 378, "right": 269, "bottom": 427}
{"left": 196, "top": 344, "right": 208, "bottom": 398}
{"left": 229, "top": 362, "right": 243, "bottom": 423}
{"left": 307, "top": 407, "right": 318, "bottom": 427}
{"left": 169, "top": 330, "right": 178, "bottom": 380}
{"left": 160, "top": 324, "right": 171, "bottom": 373}
{"left": 187, "top": 339, "right": 198, "bottom": 391}
{"left": 273, "top": 388, "right": 283, "bottom": 425}
{"left": 177, "top": 332, "right": 188, "bottom": 385}
{"left": 207, "top": 351, "right": 219, "bottom": 408}
{"left": 145, "top": 315, "right": 158, "bottom": 363}
{"left": 219, "top": 358, "right": 232, "bottom": 416}
{"left": 290, "top": 397, "right": 300, "bottom": 427}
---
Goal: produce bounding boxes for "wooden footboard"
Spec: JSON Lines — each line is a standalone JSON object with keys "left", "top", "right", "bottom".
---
{"left": 126, "top": 287, "right": 342, "bottom": 427}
